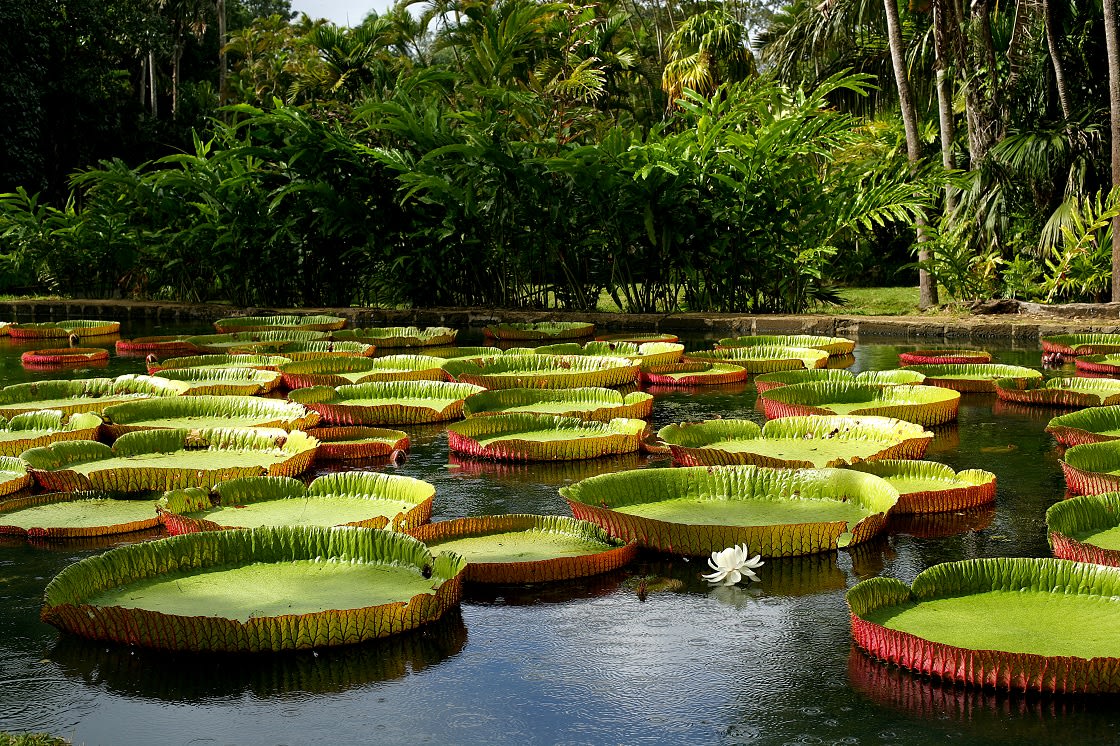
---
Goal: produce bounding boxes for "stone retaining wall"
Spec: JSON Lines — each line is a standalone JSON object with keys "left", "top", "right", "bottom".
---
{"left": 3, "top": 299, "right": 1118, "bottom": 343}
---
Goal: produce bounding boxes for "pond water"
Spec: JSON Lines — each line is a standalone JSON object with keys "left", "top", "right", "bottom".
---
{"left": 1, "top": 323, "right": 1118, "bottom": 745}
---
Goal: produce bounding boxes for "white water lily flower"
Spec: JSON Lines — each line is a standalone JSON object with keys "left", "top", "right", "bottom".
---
{"left": 701, "top": 544, "right": 764, "bottom": 586}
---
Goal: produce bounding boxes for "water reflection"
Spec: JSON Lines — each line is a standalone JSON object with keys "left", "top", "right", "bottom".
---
{"left": 447, "top": 452, "right": 648, "bottom": 487}
{"left": 49, "top": 609, "right": 468, "bottom": 702}
{"left": 0, "top": 526, "right": 166, "bottom": 552}
{"left": 886, "top": 506, "right": 996, "bottom": 539}
{"left": 465, "top": 568, "right": 627, "bottom": 606}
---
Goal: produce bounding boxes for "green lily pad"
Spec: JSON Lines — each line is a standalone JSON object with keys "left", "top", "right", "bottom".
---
{"left": 898, "top": 349, "right": 993, "bottom": 365}
{"left": 405, "top": 514, "right": 636, "bottom": 583}
{"left": 716, "top": 334, "right": 855, "bottom": 356}
{"left": 213, "top": 314, "right": 347, "bottom": 333}
{"left": 560, "top": 465, "right": 898, "bottom": 557}
{"left": 533, "top": 341, "right": 684, "bottom": 367}
{"left": 0, "top": 490, "right": 163, "bottom": 538}
{"left": 0, "top": 376, "right": 187, "bottom": 418}
{"left": 995, "top": 377, "right": 1120, "bottom": 408}
{"left": 8, "top": 320, "right": 121, "bottom": 339}
{"left": 21, "top": 347, "right": 109, "bottom": 367}
{"left": 657, "top": 416, "right": 932, "bottom": 468}
{"left": 596, "top": 332, "right": 680, "bottom": 344}
{"left": 753, "top": 369, "right": 856, "bottom": 393}
{"left": 685, "top": 345, "right": 830, "bottom": 373}
{"left": 443, "top": 354, "right": 639, "bottom": 390}
{"left": 279, "top": 355, "right": 446, "bottom": 388}
{"left": 1060, "top": 440, "right": 1120, "bottom": 495}
{"left": 1047, "top": 493, "right": 1120, "bottom": 567}
{"left": 0, "top": 411, "right": 102, "bottom": 456}
{"left": 287, "top": 380, "right": 484, "bottom": 425}
{"left": 115, "top": 336, "right": 200, "bottom": 356}
{"left": 843, "top": 459, "right": 996, "bottom": 514}
{"left": 22, "top": 427, "right": 319, "bottom": 492}
{"left": 446, "top": 413, "right": 646, "bottom": 461}
{"left": 639, "top": 361, "right": 748, "bottom": 386}
{"left": 41, "top": 525, "right": 466, "bottom": 652}
{"left": 1075, "top": 354, "right": 1120, "bottom": 376}
{"left": 760, "top": 381, "right": 960, "bottom": 427}
{"left": 900, "top": 364, "right": 1041, "bottom": 393}
{"left": 159, "top": 471, "right": 434, "bottom": 533}
{"left": 463, "top": 387, "right": 653, "bottom": 422}
{"left": 101, "top": 395, "right": 319, "bottom": 439}
{"left": 186, "top": 330, "right": 329, "bottom": 354}
{"left": 273, "top": 340, "right": 377, "bottom": 360}
{"left": 306, "top": 426, "right": 409, "bottom": 460}
{"left": 148, "top": 354, "right": 292, "bottom": 374}
{"left": 1047, "top": 405, "right": 1120, "bottom": 447}
{"left": 482, "top": 322, "right": 595, "bottom": 341}
{"left": 420, "top": 346, "right": 503, "bottom": 361}
{"left": 847, "top": 557, "right": 1120, "bottom": 693}
{"left": 153, "top": 366, "right": 283, "bottom": 395}
{"left": 1042, "top": 334, "right": 1120, "bottom": 356}
{"left": 0, "top": 455, "right": 31, "bottom": 497}
{"left": 333, "top": 326, "right": 457, "bottom": 347}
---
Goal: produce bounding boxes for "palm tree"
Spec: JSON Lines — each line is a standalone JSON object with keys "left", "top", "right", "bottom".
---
{"left": 661, "top": 9, "right": 755, "bottom": 104}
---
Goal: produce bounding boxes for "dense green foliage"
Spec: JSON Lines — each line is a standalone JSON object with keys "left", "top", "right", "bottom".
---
{"left": 1, "top": 0, "right": 1117, "bottom": 308}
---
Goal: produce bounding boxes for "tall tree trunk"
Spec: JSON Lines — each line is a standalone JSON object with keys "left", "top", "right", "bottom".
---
{"left": 217, "top": 0, "right": 227, "bottom": 107}
{"left": 1105, "top": 0, "right": 1120, "bottom": 300}
{"left": 1044, "top": 0, "right": 1071, "bottom": 120}
{"left": 933, "top": 0, "right": 956, "bottom": 211}
{"left": 149, "top": 50, "right": 158, "bottom": 117}
{"left": 883, "top": 0, "right": 938, "bottom": 308}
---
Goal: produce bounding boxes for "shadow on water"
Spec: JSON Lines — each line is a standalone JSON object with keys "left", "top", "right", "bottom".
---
{"left": 48, "top": 608, "right": 469, "bottom": 702}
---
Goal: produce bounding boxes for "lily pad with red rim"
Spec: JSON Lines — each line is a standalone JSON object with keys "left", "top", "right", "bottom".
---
{"left": 560, "top": 464, "right": 899, "bottom": 557}
{"left": 273, "top": 340, "right": 376, "bottom": 360}
{"left": 899, "top": 364, "right": 1041, "bottom": 393}
{"left": 0, "top": 410, "right": 102, "bottom": 455}
{"left": 40, "top": 525, "right": 466, "bottom": 652}
{"left": 279, "top": 354, "right": 446, "bottom": 389}
{"left": 0, "top": 456, "right": 31, "bottom": 497}
{"left": 657, "top": 416, "right": 932, "bottom": 468}
{"left": 1047, "top": 406, "right": 1120, "bottom": 447}
{"left": 898, "top": 349, "right": 992, "bottom": 366}
{"left": 847, "top": 557, "right": 1120, "bottom": 693}
{"left": 0, "top": 490, "right": 164, "bottom": 539}
{"left": 405, "top": 514, "right": 636, "bottom": 583}
{"left": 842, "top": 459, "right": 996, "bottom": 514}
{"left": 639, "top": 361, "right": 748, "bottom": 386}
{"left": 685, "top": 345, "right": 830, "bottom": 373}
{"left": 446, "top": 413, "right": 647, "bottom": 461}
{"left": 1060, "top": 440, "right": 1120, "bottom": 495}
{"left": 759, "top": 381, "right": 960, "bottom": 427}
{"left": 115, "top": 336, "right": 199, "bottom": 356}
{"left": 1047, "top": 493, "right": 1120, "bottom": 567}
{"left": 21, "top": 348, "right": 109, "bottom": 367}
{"left": 305, "top": 426, "right": 409, "bottom": 460}
{"left": 995, "top": 376, "right": 1120, "bottom": 408}
{"left": 213, "top": 315, "right": 347, "bottom": 333}
{"left": 442, "top": 354, "right": 639, "bottom": 390}
{"left": 147, "top": 354, "right": 292, "bottom": 374}
{"left": 100, "top": 395, "right": 319, "bottom": 439}
{"left": 1074, "top": 354, "right": 1120, "bottom": 376}
{"left": 332, "top": 326, "right": 457, "bottom": 347}
{"left": 8, "top": 320, "right": 121, "bottom": 339}
{"left": 533, "top": 341, "right": 684, "bottom": 367}
{"left": 186, "top": 330, "right": 330, "bottom": 354}
{"left": 287, "top": 380, "right": 484, "bottom": 425}
{"left": 463, "top": 387, "right": 653, "bottom": 422}
{"left": 1042, "top": 334, "right": 1120, "bottom": 356}
{"left": 716, "top": 334, "right": 855, "bottom": 357}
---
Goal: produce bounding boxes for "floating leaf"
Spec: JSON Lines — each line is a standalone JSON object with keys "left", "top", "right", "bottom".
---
{"left": 898, "top": 349, "right": 992, "bottom": 366}
{"left": 213, "top": 315, "right": 347, "bottom": 333}
{"left": 995, "top": 377, "right": 1120, "bottom": 408}
{"left": 844, "top": 459, "right": 996, "bottom": 514}
{"left": 279, "top": 355, "right": 446, "bottom": 389}
{"left": 900, "top": 364, "right": 1041, "bottom": 393}
{"left": 287, "top": 380, "right": 483, "bottom": 425}
{"left": 443, "top": 354, "right": 639, "bottom": 389}
{"left": 463, "top": 387, "right": 653, "bottom": 422}
{"left": 716, "top": 334, "right": 855, "bottom": 356}
{"left": 0, "top": 410, "right": 101, "bottom": 455}
{"left": 760, "top": 381, "right": 960, "bottom": 426}
{"left": 1047, "top": 406, "right": 1120, "bottom": 447}
{"left": 101, "top": 396, "right": 318, "bottom": 439}
{"left": 333, "top": 326, "right": 457, "bottom": 347}
{"left": 685, "top": 344, "right": 829, "bottom": 373}
{"left": 8, "top": 320, "right": 121, "bottom": 339}
{"left": 447, "top": 413, "right": 646, "bottom": 461}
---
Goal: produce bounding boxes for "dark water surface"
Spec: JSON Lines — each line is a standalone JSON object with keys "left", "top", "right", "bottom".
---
{"left": 1, "top": 324, "right": 1117, "bottom": 745}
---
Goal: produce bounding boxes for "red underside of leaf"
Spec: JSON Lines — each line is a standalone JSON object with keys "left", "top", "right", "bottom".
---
{"left": 1049, "top": 530, "right": 1120, "bottom": 567}
{"left": 1060, "top": 461, "right": 1120, "bottom": 495}
{"left": 898, "top": 352, "right": 992, "bottom": 366}
{"left": 893, "top": 480, "right": 997, "bottom": 514}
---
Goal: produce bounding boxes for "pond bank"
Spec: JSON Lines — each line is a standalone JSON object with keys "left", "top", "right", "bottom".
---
{"left": 2, "top": 298, "right": 1118, "bottom": 343}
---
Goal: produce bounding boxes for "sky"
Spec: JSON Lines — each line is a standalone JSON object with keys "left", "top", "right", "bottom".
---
{"left": 289, "top": 0, "right": 395, "bottom": 25}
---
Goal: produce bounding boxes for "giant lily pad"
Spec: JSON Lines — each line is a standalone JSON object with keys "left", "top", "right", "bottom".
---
{"left": 482, "top": 322, "right": 594, "bottom": 341}
{"left": 685, "top": 345, "right": 829, "bottom": 373}
{"left": 41, "top": 525, "right": 466, "bottom": 652}
{"left": 1060, "top": 441, "right": 1120, "bottom": 495}
{"left": 847, "top": 557, "right": 1120, "bottom": 693}
{"left": 333, "top": 326, "right": 457, "bottom": 348}
{"left": 287, "top": 380, "right": 484, "bottom": 425}
{"left": 307, "top": 426, "right": 409, "bottom": 460}
{"left": 1047, "top": 493, "right": 1120, "bottom": 567}
{"left": 657, "top": 416, "right": 932, "bottom": 468}
{"left": 213, "top": 315, "right": 347, "bottom": 333}
{"left": 463, "top": 387, "right": 653, "bottom": 422}
{"left": 148, "top": 354, "right": 292, "bottom": 374}
{"left": 1074, "top": 354, "right": 1120, "bottom": 377}
{"left": 279, "top": 355, "right": 446, "bottom": 389}
{"left": 1042, "top": 334, "right": 1120, "bottom": 356}
{"left": 760, "top": 382, "right": 960, "bottom": 426}
{"left": 898, "top": 349, "right": 993, "bottom": 366}
{"left": 8, "top": 320, "right": 121, "bottom": 339}
{"left": 273, "top": 340, "right": 376, "bottom": 360}
{"left": 115, "top": 335, "right": 199, "bottom": 356}
{"left": 0, "top": 456, "right": 31, "bottom": 496}
{"left": 443, "top": 354, "right": 639, "bottom": 389}
{"left": 843, "top": 460, "right": 996, "bottom": 514}
{"left": 753, "top": 369, "right": 926, "bottom": 394}
{"left": 22, "top": 427, "right": 318, "bottom": 492}
{"left": 186, "top": 330, "right": 329, "bottom": 354}
{"left": 716, "top": 334, "right": 855, "bottom": 357}
{"left": 0, "top": 490, "right": 162, "bottom": 538}
{"left": 994, "top": 376, "right": 1120, "bottom": 408}
{"left": 405, "top": 514, "right": 636, "bottom": 583}
{"left": 560, "top": 465, "right": 898, "bottom": 557}
{"left": 900, "top": 364, "right": 1041, "bottom": 393}
{"left": 533, "top": 341, "right": 684, "bottom": 367}
{"left": 446, "top": 413, "right": 646, "bottom": 461}
{"left": 153, "top": 366, "right": 282, "bottom": 395}
{"left": 0, "top": 411, "right": 101, "bottom": 455}
{"left": 0, "top": 376, "right": 186, "bottom": 418}
{"left": 1047, "top": 406, "right": 1120, "bottom": 447}
{"left": 422, "top": 346, "right": 503, "bottom": 361}
{"left": 159, "top": 471, "right": 434, "bottom": 534}
{"left": 596, "top": 332, "right": 680, "bottom": 344}
{"left": 639, "top": 361, "right": 748, "bottom": 386}
{"left": 21, "top": 348, "right": 109, "bottom": 367}
{"left": 101, "top": 396, "right": 319, "bottom": 439}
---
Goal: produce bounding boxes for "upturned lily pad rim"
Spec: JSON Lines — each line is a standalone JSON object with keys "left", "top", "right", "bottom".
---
{"left": 446, "top": 413, "right": 647, "bottom": 461}
{"left": 1047, "top": 493, "right": 1120, "bottom": 567}
{"left": 760, "top": 381, "right": 961, "bottom": 427}
{"left": 1047, "top": 405, "right": 1120, "bottom": 447}
{"left": 639, "top": 361, "right": 748, "bottom": 386}
{"left": 995, "top": 376, "right": 1120, "bottom": 407}
{"left": 685, "top": 345, "right": 830, "bottom": 371}
{"left": 149, "top": 354, "right": 293, "bottom": 373}
{"left": 0, "top": 410, "right": 102, "bottom": 456}
{"left": 716, "top": 334, "right": 856, "bottom": 356}
{"left": 21, "top": 348, "right": 110, "bottom": 365}
{"left": 847, "top": 557, "right": 1120, "bottom": 693}
{"left": 560, "top": 464, "right": 898, "bottom": 557}
{"left": 332, "top": 327, "right": 457, "bottom": 347}
{"left": 442, "top": 354, "right": 639, "bottom": 390}
{"left": 287, "top": 380, "right": 485, "bottom": 425}
{"left": 404, "top": 513, "right": 637, "bottom": 584}
{"left": 1041, "top": 334, "right": 1120, "bottom": 356}
{"left": 8, "top": 320, "right": 122, "bottom": 339}
{"left": 305, "top": 426, "right": 410, "bottom": 460}
{"left": 213, "top": 315, "right": 347, "bottom": 333}
{"left": 0, "top": 490, "right": 163, "bottom": 538}
{"left": 462, "top": 387, "right": 653, "bottom": 422}
{"left": 900, "top": 364, "right": 1041, "bottom": 392}
{"left": 843, "top": 459, "right": 996, "bottom": 514}
{"left": 0, "top": 455, "right": 31, "bottom": 496}
{"left": 898, "top": 349, "right": 993, "bottom": 366}
{"left": 100, "top": 395, "right": 319, "bottom": 438}
{"left": 40, "top": 525, "right": 466, "bottom": 652}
